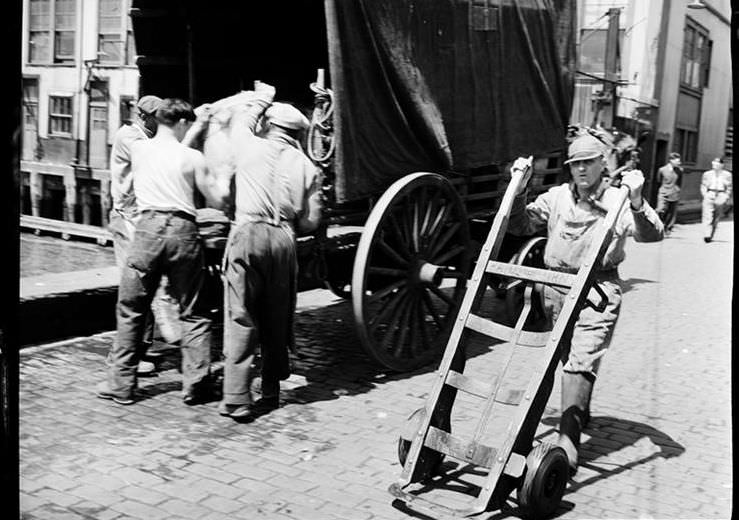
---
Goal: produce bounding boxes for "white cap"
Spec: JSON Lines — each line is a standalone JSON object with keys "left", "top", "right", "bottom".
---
{"left": 265, "top": 103, "right": 309, "bottom": 131}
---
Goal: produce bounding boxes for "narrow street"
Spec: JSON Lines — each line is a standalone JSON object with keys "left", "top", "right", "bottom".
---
{"left": 19, "top": 219, "right": 733, "bottom": 520}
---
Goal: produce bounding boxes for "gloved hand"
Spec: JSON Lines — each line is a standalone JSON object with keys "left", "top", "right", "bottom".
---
{"left": 194, "top": 103, "right": 213, "bottom": 123}
{"left": 254, "top": 80, "right": 276, "bottom": 98}
{"left": 621, "top": 169, "right": 646, "bottom": 210}
{"left": 510, "top": 156, "right": 534, "bottom": 195}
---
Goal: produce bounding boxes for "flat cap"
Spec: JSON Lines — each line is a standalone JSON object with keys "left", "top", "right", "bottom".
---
{"left": 265, "top": 103, "right": 309, "bottom": 131}
{"left": 564, "top": 133, "right": 606, "bottom": 164}
{"left": 136, "top": 95, "right": 163, "bottom": 115}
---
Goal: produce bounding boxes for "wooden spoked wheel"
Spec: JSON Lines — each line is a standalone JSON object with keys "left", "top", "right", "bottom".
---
{"left": 352, "top": 173, "right": 471, "bottom": 371}
{"left": 505, "top": 237, "right": 549, "bottom": 332}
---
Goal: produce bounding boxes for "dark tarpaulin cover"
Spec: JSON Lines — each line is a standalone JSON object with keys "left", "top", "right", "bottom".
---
{"left": 326, "top": 0, "right": 575, "bottom": 202}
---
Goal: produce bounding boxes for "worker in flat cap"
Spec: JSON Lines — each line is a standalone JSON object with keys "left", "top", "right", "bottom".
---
{"left": 108, "top": 94, "right": 182, "bottom": 375}
{"left": 505, "top": 131, "right": 664, "bottom": 475}
{"left": 213, "top": 82, "right": 323, "bottom": 419}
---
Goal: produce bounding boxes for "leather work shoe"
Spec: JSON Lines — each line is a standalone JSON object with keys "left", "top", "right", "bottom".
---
{"left": 253, "top": 396, "right": 280, "bottom": 413}
{"left": 95, "top": 381, "right": 135, "bottom": 405}
{"left": 183, "top": 384, "right": 218, "bottom": 406}
{"left": 218, "top": 401, "right": 253, "bottom": 419}
{"left": 136, "top": 360, "right": 156, "bottom": 376}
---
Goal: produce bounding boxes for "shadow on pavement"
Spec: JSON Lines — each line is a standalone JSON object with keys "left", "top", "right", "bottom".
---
{"left": 620, "top": 276, "right": 657, "bottom": 294}
{"left": 108, "top": 293, "right": 507, "bottom": 407}
{"left": 283, "top": 296, "right": 504, "bottom": 407}
{"left": 539, "top": 414, "right": 685, "bottom": 495}
{"left": 387, "top": 413, "right": 684, "bottom": 520}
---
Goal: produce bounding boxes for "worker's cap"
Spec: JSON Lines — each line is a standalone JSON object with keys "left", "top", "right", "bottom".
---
{"left": 265, "top": 103, "right": 309, "bottom": 131}
{"left": 564, "top": 133, "right": 606, "bottom": 164}
{"left": 136, "top": 95, "right": 163, "bottom": 116}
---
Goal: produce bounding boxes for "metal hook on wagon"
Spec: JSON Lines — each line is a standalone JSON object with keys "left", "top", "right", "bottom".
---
{"left": 308, "top": 68, "right": 336, "bottom": 166}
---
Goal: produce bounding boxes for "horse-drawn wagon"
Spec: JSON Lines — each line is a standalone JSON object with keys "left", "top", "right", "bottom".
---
{"left": 130, "top": 0, "right": 577, "bottom": 371}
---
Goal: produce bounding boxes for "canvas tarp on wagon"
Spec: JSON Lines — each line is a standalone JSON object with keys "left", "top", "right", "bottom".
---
{"left": 130, "top": 0, "right": 575, "bottom": 203}
{"left": 327, "top": 0, "right": 575, "bottom": 201}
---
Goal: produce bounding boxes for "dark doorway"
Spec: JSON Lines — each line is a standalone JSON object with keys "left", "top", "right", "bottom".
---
{"left": 39, "top": 175, "right": 65, "bottom": 221}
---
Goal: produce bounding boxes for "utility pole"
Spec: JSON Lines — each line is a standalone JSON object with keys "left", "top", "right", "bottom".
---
{"left": 602, "top": 7, "right": 621, "bottom": 129}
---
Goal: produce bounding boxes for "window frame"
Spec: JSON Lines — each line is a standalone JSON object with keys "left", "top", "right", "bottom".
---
{"left": 27, "top": 0, "right": 77, "bottom": 65}
{"left": 97, "top": 0, "right": 136, "bottom": 66}
{"left": 48, "top": 94, "right": 74, "bottom": 137}
{"left": 680, "top": 18, "right": 712, "bottom": 92}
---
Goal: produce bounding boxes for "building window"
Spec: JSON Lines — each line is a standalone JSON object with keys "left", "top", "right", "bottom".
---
{"left": 49, "top": 95, "right": 73, "bottom": 136}
{"left": 98, "top": 0, "right": 136, "bottom": 65}
{"left": 673, "top": 128, "right": 698, "bottom": 164}
{"left": 27, "top": 0, "right": 76, "bottom": 64}
{"left": 681, "top": 21, "right": 711, "bottom": 91}
{"left": 28, "top": 0, "right": 51, "bottom": 63}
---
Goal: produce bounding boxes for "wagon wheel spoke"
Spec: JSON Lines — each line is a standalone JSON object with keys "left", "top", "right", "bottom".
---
{"left": 411, "top": 197, "right": 422, "bottom": 253}
{"left": 427, "top": 222, "right": 462, "bottom": 259}
{"left": 387, "top": 212, "right": 413, "bottom": 259}
{"left": 369, "top": 287, "right": 408, "bottom": 330}
{"left": 368, "top": 266, "right": 407, "bottom": 277}
{"left": 377, "top": 237, "right": 408, "bottom": 267}
{"left": 428, "top": 284, "right": 455, "bottom": 308}
{"left": 399, "top": 198, "right": 416, "bottom": 254}
{"left": 367, "top": 279, "right": 406, "bottom": 303}
{"left": 420, "top": 189, "right": 443, "bottom": 238}
{"left": 432, "top": 244, "right": 467, "bottom": 267}
{"left": 422, "top": 291, "right": 445, "bottom": 329}
{"left": 412, "top": 299, "right": 428, "bottom": 358}
{"left": 392, "top": 294, "right": 416, "bottom": 358}
{"left": 421, "top": 204, "right": 450, "bottom": 254}
{"left": 381, "top": 292, "right": 412, "bottom": 352}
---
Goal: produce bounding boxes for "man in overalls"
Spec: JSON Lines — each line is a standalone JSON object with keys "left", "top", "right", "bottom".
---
{"left": 508, "top": 133, "right": 664, "bottom": 474}
{"left": 219, "top": 82, "right": 323, "bottom": 419}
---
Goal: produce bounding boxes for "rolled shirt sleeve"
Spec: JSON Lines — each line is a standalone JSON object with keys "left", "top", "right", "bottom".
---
{"left": 507, "top": 189, "right": 552, "bottom": 237}
{"left": 618, "top": 201, "right": 664, "bottom": 242}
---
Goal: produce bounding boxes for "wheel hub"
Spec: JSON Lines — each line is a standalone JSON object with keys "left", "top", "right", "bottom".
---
{"left": 416, "top": 261, "right": 444, "bottom": 286}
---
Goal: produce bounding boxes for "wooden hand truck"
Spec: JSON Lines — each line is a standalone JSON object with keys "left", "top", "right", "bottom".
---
{"left": 389, "top": 157, "right": 631, "bottom": 519}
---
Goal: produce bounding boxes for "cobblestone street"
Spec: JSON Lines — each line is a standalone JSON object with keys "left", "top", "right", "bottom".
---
{"left": 19, "top": 219, "right": 733, "bottom": 520}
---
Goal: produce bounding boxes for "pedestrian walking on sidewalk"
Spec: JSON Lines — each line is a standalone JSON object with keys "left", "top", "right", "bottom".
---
{"left": 656, "top": 152, "right": 682, "bottom": 235}
{"left": 507, "top": 132, "right": 664, "bottom": 474}
{"left": 701, "top": 157, "right": 733, "bottom": 243}
{"left": 108, "top": 95, "right": 182, "bottom": 377}
{"left": 97, "top": 98, "right": 221, "bottom": 406}
{"left": 216, "top": 82, "right": 323, "bottom": 419}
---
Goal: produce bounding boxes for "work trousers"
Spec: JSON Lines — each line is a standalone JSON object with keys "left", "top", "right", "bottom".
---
{"left": 109, "top": 210, "right": 182, "bottom": 343}
{"left": 655, "top": 195, "right": 678, "bottom": 232}
{"left": 702, "top": 193, "right": 729, "bottom": 240}
{"left": 543, "top": 276, "right": 622, "bottom": 378}
{"left": 107, "top": 212, "right": 212, "bottom": 397}
{"left": 222, "top": 221, "right": 297, "bottom": 406}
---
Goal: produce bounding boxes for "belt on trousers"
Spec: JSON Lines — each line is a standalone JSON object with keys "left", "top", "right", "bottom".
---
{"left": 140, "top": 209, "right": 196, "bottom": 222}
{"left": 233, "top": 214, "right": 293, "bottom": 228}
{"left": 707, "top": 189, "right": 726, "bottom": 192}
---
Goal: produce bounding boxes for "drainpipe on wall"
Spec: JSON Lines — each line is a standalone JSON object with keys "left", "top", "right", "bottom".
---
{"left": 644, "top": 0, "right": 672, "bottom": 206}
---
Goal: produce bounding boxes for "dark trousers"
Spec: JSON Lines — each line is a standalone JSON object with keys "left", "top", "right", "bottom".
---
{"left": 656, "top": 199, "right": 678, "bottom": 232}
{"left": 109, "top": 210, "right": 154, "bottom": 345}
{"left": 222, "top": 222, "right": 297, "bottom": 406}
{"left": 107, "top": 212, "right": 212, "bottom": 397}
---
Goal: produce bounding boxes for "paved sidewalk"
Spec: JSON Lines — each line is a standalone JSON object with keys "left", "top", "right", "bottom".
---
{"left": 19, "top": 220, "right": 733, "bottom": 519}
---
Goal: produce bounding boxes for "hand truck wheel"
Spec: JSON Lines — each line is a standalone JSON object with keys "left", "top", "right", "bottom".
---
{"left": 518, "top": 443, "right": 569, "bottom": 519}
{"left": 397, "top": 408, "right": 447, "bottom": 482}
